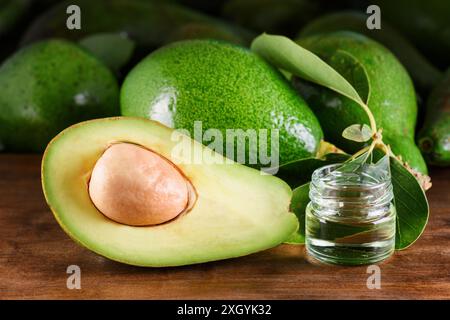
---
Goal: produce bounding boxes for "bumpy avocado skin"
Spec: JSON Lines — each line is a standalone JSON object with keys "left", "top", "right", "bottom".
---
{"left": 294, "top": 32, "right": 427, "bottom": 174}
{"left": 418, "top": 69, "right": 450, "bottom": 166}
{"left": 0, "top": 40, "right": 119, "bottom": 152}
{"left": 121, "top": 40, "right": 323, "bottom": 166}
{"left": 298, "top": 11, "right": 442, "bottom": 94}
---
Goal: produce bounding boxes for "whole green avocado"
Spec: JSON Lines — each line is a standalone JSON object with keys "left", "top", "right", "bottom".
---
{"left": 21, "top": 0, "right": 253, "bottom": 48}
{"left": 0, "top": 39, "right": 119, "bottom": 152}
{"left": 375, "top": 0, "right": 450, "bottom": 69}
{"left": 293, "top": 31, "right": 427, "bottom": 174}
{"left": 121, "top": 40, "right": 323, "bottom": 167}
{"left": 418, "top": 69, "right": 450, "bottom": 166}
{"left": 298, "top": 11, "right": 443, "bottom": 94}
{"left": 222, "top": 0, "right": 321, "bottom": 36}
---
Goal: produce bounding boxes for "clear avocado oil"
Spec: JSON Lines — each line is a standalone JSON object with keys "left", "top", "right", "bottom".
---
{"left": 305, "top": 157, "right": 396, "bottom": 265}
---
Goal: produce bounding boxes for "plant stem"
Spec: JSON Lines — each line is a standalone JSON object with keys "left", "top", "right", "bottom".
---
{"left": 359, "top": 102, "right": 377, "bottom": 134}
{"left": 350, "top": 144, "right": 371, "bottom": 160}
{"left": 376, "top": 141, "right": 394, "bottom": 157}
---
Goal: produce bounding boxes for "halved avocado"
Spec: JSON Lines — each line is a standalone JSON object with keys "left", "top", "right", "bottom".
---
{"left": 42, "top": 117, "right": 298, "bottom": 267}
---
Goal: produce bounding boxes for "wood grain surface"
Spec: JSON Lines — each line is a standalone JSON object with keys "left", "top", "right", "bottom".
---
{"left": 0, "top": 154, "right": 449, "bottom": 299}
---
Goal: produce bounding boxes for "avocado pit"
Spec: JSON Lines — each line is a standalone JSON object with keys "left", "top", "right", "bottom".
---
{"left": 88, "top": 143, "right": 190, "bottom": 226}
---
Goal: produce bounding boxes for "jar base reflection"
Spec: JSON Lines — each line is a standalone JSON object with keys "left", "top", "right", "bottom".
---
{"left": 306, "top": 238, "right": 395, "bottom": 265}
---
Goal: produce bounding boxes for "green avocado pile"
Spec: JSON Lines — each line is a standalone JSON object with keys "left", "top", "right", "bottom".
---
{"left": 0, "top": 0, "right": 448, "bottom": 267}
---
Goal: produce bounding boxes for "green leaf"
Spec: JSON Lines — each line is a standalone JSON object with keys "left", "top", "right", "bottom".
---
{"left": 331, "top": 150, "right": 372, "bottom": 174}
{"left": 79, "top": 33, "right": 135, "bottom": 73}
{"left": 342, "top": 124, "right": 372, "bottom": 142}
{"left": 390, "top": 157, "right": 429, "bottom": 249}
{"left": 276, "top": 153, "right": 349, "bottom": 188}
{"left": 285, "top": 182, "right": 310, "bottom": 244}
{"left": 251, "top": 33, "right": 365, "bottom": 106}
{"left": 326, "top": 49, "right": 371, "bottom": 103}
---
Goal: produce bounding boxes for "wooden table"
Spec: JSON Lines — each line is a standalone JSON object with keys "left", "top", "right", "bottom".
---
{"left": 1, "top": 154, "right": 449, "bottom": 299}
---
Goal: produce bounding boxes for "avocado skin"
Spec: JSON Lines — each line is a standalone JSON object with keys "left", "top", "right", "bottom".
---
{"left": 0, "top": 0, "right": 30, "bottom": 36}
{"left": 121, "top": 40, "right": 323, "bottom": 166}
{"left": 163, "top": 22, "right": 247, "bottom": 46}
{"left": 294, "top": 32, "right": 427, "bottom": 174}
{"left": 418, "top": 69, "right": 450, "bottom": 166}
{"left": 41, "top": 117, "right": 299, "bottom": 267}
{"left": 21, "top": 0, "right": 253, "bottom": 48}
{"left": 375, "top": 0, "right": 450, "bottom": 69}
{"left": 222, "top": 0, "right": 321, "bottom": 36}
{"left": 298, "top": 11, "right": 443, "bottom": 95}
{"left": 0, "top": 39, "right": 119, "bottom": 152}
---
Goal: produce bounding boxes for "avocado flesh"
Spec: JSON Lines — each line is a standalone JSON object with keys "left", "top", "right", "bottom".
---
{"left": 42, "top": 117, "right": 298, "bottom": 267}
{"left": 121, "top": 39, "right": 323, "bottom": 167}
{"left": 294, "top": 32, "right": 428, "bottom": 174}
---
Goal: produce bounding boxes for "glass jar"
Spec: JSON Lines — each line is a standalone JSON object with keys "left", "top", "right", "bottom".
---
{"left": 305, "top": 160, "right": 396, "bottom": 265}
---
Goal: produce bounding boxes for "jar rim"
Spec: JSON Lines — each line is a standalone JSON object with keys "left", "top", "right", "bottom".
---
{"left": 309, "top": 162, "right": 393, "bottom": 213}
{"left": 311, "top": 163, "right": 391, "bottom": 191}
